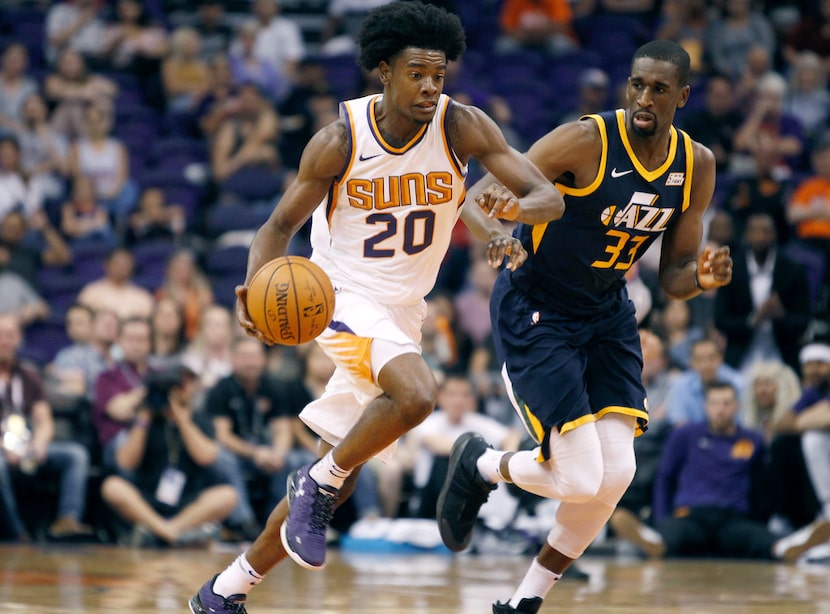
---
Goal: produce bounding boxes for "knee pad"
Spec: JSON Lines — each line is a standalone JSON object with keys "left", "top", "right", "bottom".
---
{"left": 594, "top": 414, "right": 637, "bottom": 505}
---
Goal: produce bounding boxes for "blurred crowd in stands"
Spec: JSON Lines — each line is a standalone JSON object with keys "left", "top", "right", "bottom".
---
{"left": 0, "top": 0, "right": 829, "bottom": 559}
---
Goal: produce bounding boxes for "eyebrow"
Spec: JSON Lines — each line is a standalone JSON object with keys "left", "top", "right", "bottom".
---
{"left": 631, "top": 76, "right": 673, "bottom": 89}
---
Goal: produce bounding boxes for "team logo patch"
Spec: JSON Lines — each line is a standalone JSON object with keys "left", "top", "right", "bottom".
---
{"left": 665, "top": 172, "right": 685, "bottom": 186}
{"left": 731, "top": 438, "right": 755, "bottom": 459}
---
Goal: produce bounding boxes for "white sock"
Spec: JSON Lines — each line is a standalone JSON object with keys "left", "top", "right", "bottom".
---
{"left": 212, "top": 554, "right": 264, "bottom": 598}
{"left": 509, "top": 558, "right": 561, "bottom": 606}
{"left": 310, "top": 450, "right": 351, "bottom": 489}
{"left": 477, "top": 448, "right": 507, "bottom": 483}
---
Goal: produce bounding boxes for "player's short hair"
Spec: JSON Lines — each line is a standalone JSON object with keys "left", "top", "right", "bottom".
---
{"left": 632, "top": 40, "right": 690, "bottom": 86}
{"left": 356, "top": 1, "right": 466, "bottom": 71}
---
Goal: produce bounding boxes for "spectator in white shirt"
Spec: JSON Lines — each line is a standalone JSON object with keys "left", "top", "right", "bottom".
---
{"left": 45, "top": 0, "right": 108, "bottom": 66}
{"left": 229, "top": 0, "right": 304, "bottom": 98}
{"left": 0, "top": 135, "right": 44, "bottom": 222}
{"left": 405, "top": 373, "right": 521, "bottom": 519}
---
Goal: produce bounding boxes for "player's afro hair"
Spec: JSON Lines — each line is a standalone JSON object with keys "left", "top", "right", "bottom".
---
{"left": 356, "top": 1, "right": 466, "bottom": 71}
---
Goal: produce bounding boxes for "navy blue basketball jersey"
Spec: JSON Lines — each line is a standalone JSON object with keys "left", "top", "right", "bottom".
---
{"left": 510, "top": 109, "right": 694, "bottom": 317}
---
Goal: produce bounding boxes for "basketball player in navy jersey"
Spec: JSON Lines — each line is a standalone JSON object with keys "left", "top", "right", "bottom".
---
{"left": 436, "top": 41, "right": 733, "bottom": 614}
{"left": 189, "top": 3, "right": 564, "bottom": 613}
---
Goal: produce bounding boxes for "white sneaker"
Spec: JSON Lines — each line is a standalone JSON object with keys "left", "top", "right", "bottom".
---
{"left": 774, "top": 519, "right": 830, "bottom": 562}
{"left": 609, "top": 508, "right": 666, "bottom": 558}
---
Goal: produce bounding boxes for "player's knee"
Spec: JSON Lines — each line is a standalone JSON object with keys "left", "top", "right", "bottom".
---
{"left": 598, "top": 451, "right": 637, "bottom": 505}
{"left": 563, "top": 477, "right": 602, "bottom": 503}
{"left": 397, "top": 385, "right": 437, "bottom": 429}
{"left": 557, "top": 454, "right": 604, "bottom": 502}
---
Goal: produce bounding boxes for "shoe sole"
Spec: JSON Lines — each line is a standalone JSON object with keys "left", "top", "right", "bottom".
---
{"left": 781, "top": 520, "right": 830, "bottom": 562}
{"left": 436, "top": 432, "right": 483, "bottom": 552}
{"left": 610, "top": 508, "right": 665, "bottom": 558}
{"left": 280, "top": 469, "right": 326, "bottom": 571}
{"left": 187, "top": 595, "right": 201, "bottom": 614}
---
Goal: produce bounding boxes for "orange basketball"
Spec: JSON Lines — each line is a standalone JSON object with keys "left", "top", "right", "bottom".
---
{"left": 245, "top": 256, "right": 336, "bottom": 346}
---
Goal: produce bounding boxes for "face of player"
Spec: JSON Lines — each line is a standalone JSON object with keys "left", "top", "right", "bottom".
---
{"left": 379, "top": 47, "right": 446, "bottom": 128}
{"left": 625, "top": 57, "right": 689, "bottom": 138}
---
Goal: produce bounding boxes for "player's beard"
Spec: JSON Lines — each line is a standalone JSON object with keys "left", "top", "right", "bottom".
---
{"left": 630, "top": 120, "right": 657, "bottom": 138}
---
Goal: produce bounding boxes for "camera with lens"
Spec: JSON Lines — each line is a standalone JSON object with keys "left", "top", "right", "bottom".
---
{"left": 143, "top": 365, "right": 196, "bottom": 413}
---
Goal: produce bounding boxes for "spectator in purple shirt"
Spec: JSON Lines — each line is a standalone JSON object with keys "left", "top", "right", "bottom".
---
{"left": 92, "top": 317, "right": 151, "bottom": 472}
{"left": 610, "top": 380, "right": 830, "bottom": 561}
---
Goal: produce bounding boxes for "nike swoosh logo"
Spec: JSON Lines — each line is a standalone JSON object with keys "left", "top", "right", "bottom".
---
{"left": 359, "top": 153, "right": 382, "bottom": 161}
{"left": 611, "top": 168, "right": 634, "bottom": 178}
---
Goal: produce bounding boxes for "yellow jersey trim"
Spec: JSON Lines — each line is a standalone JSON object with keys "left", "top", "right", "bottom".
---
{"left": 559, "top": 406, "right": 650, "bottom": 436}
{"left": 328, "top": 101, "right": 361, "bottom": 228}
{"left": 369, "top": 95, "right": 428, "bottom": 154}
{"left": 680, "top": 129, "right": 694, "bottom": 212}
{"left": 440, "top": 99, "right": 466, "bottom": 181}
{"left": 617, "top": 109, "right": 678, "bottom": 182}
{"left": 538, "top": 114, "right": 609, "bottom": 252}
{"left": 555, "top": 113, "right": 608, "bottom": 198}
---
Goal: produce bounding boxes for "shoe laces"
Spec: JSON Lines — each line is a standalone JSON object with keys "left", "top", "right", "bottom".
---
{"left": 309, "top": 488, "right": 337, "bottom": 536}
{"left": 221, "top": 594, "right": 248, "bottom": 614}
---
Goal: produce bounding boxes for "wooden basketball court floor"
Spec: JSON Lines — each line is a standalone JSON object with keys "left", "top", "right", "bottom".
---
{"left": 2, "top": 544, "right": 830, "bottom": 613}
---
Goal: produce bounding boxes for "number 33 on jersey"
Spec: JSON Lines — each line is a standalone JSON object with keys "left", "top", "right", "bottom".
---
{"left": 510, "top": 109, "right": 694, "bottom": 317}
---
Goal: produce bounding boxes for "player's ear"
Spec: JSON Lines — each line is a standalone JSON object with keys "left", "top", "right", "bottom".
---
{"left": 378, "top": 61, "right": 391, "bottom": 84}
{"left": 677, "top": 84, "right": 691, "bottom": 109}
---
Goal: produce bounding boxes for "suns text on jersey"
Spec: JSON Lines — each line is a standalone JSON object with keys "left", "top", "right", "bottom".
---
{"left": 345, "top": 172, "right": 453, "bottom": 210}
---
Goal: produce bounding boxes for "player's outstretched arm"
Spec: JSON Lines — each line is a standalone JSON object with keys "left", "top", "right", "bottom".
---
{"left": 235, "top": 120, "right": 348, "bottom": 341}
{"left": 463, "top": 117, "right": 603, "bottom": 224}
{"left": 449, "top": 102, "right": 564, "bottom": 224}
{"left": 658, "top": 141, "right": 732, "bottom": 299}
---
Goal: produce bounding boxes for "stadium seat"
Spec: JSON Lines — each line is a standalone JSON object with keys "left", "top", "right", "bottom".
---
{"left": 22, "top": 316, "right": 71, "bottom": 366}
{"left": 204, "top": 202, "right": 273, "bottom": 237}
{"left": 209, "top": 274, "right": 242, "bottom": 309}
{"left": 204, "top": 244, "right": 250, "bottom": 276}
{"left": 322, "top": 54, "right": 362, "bottom": 100}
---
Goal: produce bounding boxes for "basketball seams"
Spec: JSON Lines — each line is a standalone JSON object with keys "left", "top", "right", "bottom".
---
{"left": 263, "top": 263, "right": 284, "bottom": 344}
{"left": 247, "top": 255, "right": 334, "bottom": 346}
{"left": 285, "top": 256, "right": 303, "bottom": 344}
{"left": 296, "top": 259, "right": 334, "bottom": 339}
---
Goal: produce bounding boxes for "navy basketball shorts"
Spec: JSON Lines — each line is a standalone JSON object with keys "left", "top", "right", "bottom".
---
{"left": 491, "top": 274, "right": 649, "bottom": 461}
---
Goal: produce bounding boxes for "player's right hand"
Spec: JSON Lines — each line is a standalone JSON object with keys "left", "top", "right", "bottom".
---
{"left": 235, "top": 285, "right": 274, "bottom": 346}
{"left": 486, "top": 233, "right": 527, "bottom": 271}
{"left": 476, "top": 184, "right": 521, "bottom": 220}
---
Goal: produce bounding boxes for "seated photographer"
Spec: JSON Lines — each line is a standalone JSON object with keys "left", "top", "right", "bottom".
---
{"left": 100, "top": 364, "right": 237, "bottom": 547}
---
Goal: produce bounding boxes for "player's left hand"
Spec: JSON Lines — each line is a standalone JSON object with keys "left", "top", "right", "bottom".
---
{"left": 697, "top": 245, "right": 732, "bottom": 289}
{"left": 477, "top": 184, "right": 521, "bottom": 220}
{"left": 486, "top": 233, "right": 527, "bottom": 271}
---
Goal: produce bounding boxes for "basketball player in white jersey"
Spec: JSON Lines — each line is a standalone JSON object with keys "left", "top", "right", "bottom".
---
{"left": 189, "top": 2, "right": 564, "bottom": 612}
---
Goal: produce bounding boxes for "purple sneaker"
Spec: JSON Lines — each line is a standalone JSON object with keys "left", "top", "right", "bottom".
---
{"left": 188, "top": 575, "right": 247, "bottom": 614}
{"left": 280, "top": 462, "right": 339, "bottom": 570}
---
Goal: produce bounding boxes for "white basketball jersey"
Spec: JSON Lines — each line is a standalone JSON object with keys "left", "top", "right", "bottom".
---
{"left": 309, "top": 93, "right": 467, "bottom": 305}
